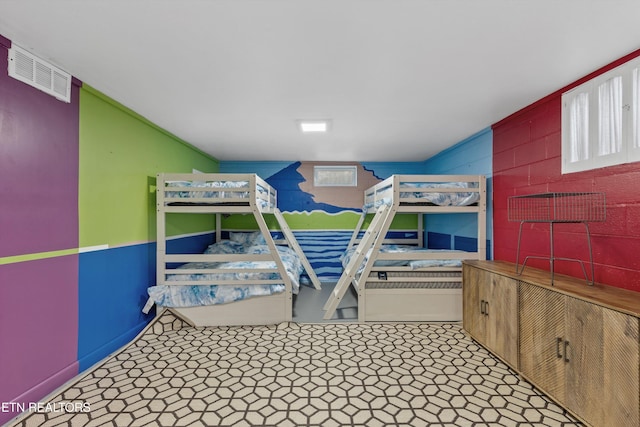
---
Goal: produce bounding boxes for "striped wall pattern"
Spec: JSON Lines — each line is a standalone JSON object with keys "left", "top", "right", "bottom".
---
{"left": 1, "top": 31, "right": 219, "bottom": 424}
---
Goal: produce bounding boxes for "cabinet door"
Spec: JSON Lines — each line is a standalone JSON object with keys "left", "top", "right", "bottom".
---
{"left": 462, "top": 265, "right": 484, "bottom": 341}
{"left": 463, "top": 266, "right": 519, "bottom": 368}
{"left": 602, "top": 310, "right": 639, "bottom": 427}
{"left": 564, "top": 297, "right": 603, "bottom": 426}
{"left": 484, "top": 273, "right": 518, "bottom": 367}
{"left": 565, "top": 299, "right": 640, "bottom": 427}
{"left": 519, "top": 282, "right": 566, "bottom": 402}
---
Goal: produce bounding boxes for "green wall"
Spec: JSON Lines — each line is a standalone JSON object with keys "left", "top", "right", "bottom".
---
{"left": 79, "top": 85, "right": 220, "bottom": 247}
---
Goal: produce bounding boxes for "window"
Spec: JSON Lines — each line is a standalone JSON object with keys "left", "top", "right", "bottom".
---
{"left": 561, "top": 56, "right": 640, "bottom": 173}
{"left": 313, "top": 165, "right": 357, "bottom": 187}
{"left": 633, "top": 67, "right": 640, "bottom": 151}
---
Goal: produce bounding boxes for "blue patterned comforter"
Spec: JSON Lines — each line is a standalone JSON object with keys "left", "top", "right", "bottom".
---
{"left": 146, "top": 238, "right": 302, "bottom": 308}
{"left": 399, "top": 181, "right": 480, "bottom": 206}
{"left": 365, "top": 181, "right": 480, "bottom": 209}
{"left": 341, "top": 244, "right": 464, "bottom": 273}
{"left": 164, "top": 180, "right": 271, "bottom": 208}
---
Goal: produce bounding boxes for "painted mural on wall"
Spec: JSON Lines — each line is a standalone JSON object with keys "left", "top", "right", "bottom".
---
{"left": 222, "top": 134, "right": 493, "bottom": 281}
{"left": 265, "top": 161, "right": 381, "bottom": 213}
{"left": 222, "top": 160, "right": 419, "bottom": 281}
{"left": 261, "top": 161, "right": 380, "bottom": 280}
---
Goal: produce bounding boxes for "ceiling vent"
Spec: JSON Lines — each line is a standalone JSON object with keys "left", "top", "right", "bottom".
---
{"left": 8, "top": 44, "right": 71, "bottom": 103}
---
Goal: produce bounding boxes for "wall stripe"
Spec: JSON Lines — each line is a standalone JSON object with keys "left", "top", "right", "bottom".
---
{"left": 0, "top": 249, "right": 78, "bottom": 265}
{"left": 78, "top": 245, "right": 110, "bottom": 253}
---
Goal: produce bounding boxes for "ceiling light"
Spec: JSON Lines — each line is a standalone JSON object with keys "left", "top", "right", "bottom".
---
{"left": 298, "top": 120, "right": 330, "bottom": 133}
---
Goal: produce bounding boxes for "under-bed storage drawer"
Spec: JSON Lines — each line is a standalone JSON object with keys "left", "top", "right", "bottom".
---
{"left": 365, "top": 270, "right": 462, "bottom": 288}
{"left": 166, "top": 292, "right": 289, "bottom": 327}
{"left": 363, "top": 287, "right": 462, "bottom": 322}
{"left": 363, "top": 270, "right": 463, "bottom": 322}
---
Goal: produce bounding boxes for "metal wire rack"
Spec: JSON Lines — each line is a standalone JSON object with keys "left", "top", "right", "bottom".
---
{"left": 508, "top": 192, "right": 606, "bottom": 285}
{"left": 508, "top": 192, "right": 606, "bottom": 223}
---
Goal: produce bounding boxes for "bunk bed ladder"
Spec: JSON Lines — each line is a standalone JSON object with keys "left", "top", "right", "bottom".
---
{"left": 352, "top": 202, "right": 398, "bottom": 322}
{"left": 346, "top": 210, "right": 368, "bottom": 250}
{"left": 156, "top": 174, "right": 167, "bottom": 286}
{"left": 323, "top": 203, "right": 392, "bottom": 320}
{"left": 273, "top": 208, "right": 322, "bottom": 290}
{"left": 252, "top": 207, "right": 293, "bottom": 321}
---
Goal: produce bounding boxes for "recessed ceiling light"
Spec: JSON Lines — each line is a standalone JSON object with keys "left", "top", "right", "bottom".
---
{"left": 298, "top": 120, "right": 330, "bottom": 133}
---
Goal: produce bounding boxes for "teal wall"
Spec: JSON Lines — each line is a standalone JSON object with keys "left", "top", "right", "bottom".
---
{"left": 422, "top": 128, "right": 493, "bottom": 258}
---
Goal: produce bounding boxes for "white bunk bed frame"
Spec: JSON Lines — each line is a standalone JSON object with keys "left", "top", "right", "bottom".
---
{"left": 156, "top": 173, "right": 321, "bottom": 326}
{"left": 324, "top": 174, "right": 487, "bottom": 322}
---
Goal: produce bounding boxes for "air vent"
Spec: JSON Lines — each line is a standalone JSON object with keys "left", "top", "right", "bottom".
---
{"left": 8, "top": 44, "right": 71, "bottom": 103}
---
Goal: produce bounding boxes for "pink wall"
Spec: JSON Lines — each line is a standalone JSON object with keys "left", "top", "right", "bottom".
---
{"left": 492, "top": 49, "right": 640, "bottom": 293}
{"left": 0, "top": 35, "right": 81, "bottom": 424}
{"left": 0, "top": 37, "right": 80, "bottom": 258}
{"left": 0, "top": 258, "right": 79, "bottom": 410}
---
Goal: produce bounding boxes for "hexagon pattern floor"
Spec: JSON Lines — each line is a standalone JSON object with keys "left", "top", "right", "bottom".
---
{"left": 10, "top": 311, "right": 582, "bottom": 426}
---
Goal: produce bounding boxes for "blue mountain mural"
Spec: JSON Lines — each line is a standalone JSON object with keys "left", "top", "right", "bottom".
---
{"left": 266, "top": 162, "right": 358, "bottom": 213}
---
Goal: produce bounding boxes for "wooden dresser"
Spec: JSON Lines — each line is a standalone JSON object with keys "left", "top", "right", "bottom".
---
{"left": 463, "top": 260, "right": 640, "bottom": 427}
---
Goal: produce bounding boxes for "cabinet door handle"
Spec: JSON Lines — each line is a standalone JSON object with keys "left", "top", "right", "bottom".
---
{"left": 484, "top": 301, "right": 489, "bottom": 316}
{"left": 480, "top": 300, "right": 485, "bottom": 314}
{"left": 564, "top": 340, "right": 570, "bottom": 363}
{"left": 556, "top": 337, "right": 563, "bottom": 358}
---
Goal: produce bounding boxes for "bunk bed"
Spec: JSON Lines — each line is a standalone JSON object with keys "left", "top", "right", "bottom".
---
{"left": 144, "top": 173, "right": 321, "bottom": 326}
{"left": 323, "top": 174, "right": 487, "bottom": 322}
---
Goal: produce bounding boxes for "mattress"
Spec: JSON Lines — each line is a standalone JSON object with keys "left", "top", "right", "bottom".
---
{"left": 341, "top": 244, "right": 464, "bottom": 273}
{"left": 364, "top": 181, "right": 480, "bottom": 209}
{"left": 146, "top": 235, "right": 303, "bottom": 309}
{"left": 398, "top": 181, "right": 480, "bottom": 206}
{"left": 163, "top": 180, "right": 272, "bottom": 208}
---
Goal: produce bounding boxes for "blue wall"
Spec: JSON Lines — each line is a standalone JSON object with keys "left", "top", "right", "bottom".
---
{"left": 360, "top": 162, "right": 429, "bottom": 179}
{"left": 78, "top": 246, "right": 154, "bottom": 370}
{"left": 422, "top": 127, "right": 493, "bottom": 258}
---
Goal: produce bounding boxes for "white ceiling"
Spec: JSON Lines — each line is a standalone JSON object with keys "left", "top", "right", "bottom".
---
{"left": 1, "top": 1, "right": 639, "bottom": 162}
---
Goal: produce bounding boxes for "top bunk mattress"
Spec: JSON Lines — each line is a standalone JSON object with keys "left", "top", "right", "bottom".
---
{"left": 157, "top": 173, "right": 276, "bottom": 209}
{"left": 398, "top": 181, "right": 480, "bottom": 206}
{"left": 363, "top": 175, "right": 484, "bottom": 210}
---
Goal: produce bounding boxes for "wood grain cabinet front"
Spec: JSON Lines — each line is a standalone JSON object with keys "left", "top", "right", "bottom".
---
{"left": 464, "top": 260, "right": 640, "bottom": 427}
{"left": 462, "top": 265, "right": 518, "bottom": 369}
{"left": 519, "top": 282, "right": 639, "bottom": 427}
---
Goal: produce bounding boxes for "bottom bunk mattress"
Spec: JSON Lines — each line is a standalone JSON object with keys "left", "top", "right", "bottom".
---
{"left": 145, "top": 237, "right": 302, "bottom": 325}
{"left": 341, "top": 244, "right": 464, "bottom": 272}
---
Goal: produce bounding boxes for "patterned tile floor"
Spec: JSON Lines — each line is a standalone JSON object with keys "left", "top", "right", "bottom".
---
{"left": 9, "top": 311, "right": 582, "bottom": 427}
